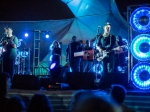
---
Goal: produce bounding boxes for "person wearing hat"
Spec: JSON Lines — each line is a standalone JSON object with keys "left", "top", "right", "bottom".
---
{"left": 0, "top": 26, "right": 18, "bottom": 81}
{"left": 95, "top": 22, "right": 120, "bottom": 88}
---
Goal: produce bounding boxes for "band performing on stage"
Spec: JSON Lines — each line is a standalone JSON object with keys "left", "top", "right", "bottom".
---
{"left": 0, "top": 23, "right": 128, "bottom": 87}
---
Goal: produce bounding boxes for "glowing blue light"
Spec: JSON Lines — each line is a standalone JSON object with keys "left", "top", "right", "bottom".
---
{"left": 24, "top": 33, "right": 28, "bottom": 37}
{"left": 93, "top": 63, "right": 103, "bottom": 74}
{"left": 130, "top": 7, "right": 150, "bottom": 33}
{"left": 130, "top": 34, "right": 150, "bottom": 61}
{"left": 131, "top": 62, "right": 150, "bottom": 89}
{"left": 49, "top": 55, "right": 52, "bottom": 61}
{"left": 50, "top": 63, "right": 56, "bottom": 69}
{"left": 45, "top": 34, "right": 49, "bottom": 38}
{"left": 69, "top": 67, "right": 72, "bottom": 72}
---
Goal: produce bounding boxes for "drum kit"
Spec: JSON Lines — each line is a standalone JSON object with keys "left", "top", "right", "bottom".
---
{"left": 15, "top": 48, "right": 30, "bottom": 74}
{"left": 14, "top": 39, "right": 30, "bottom": 75}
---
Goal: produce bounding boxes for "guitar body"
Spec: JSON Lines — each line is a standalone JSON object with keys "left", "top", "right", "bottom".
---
{"left": 96, "top": 51, "right": 109, "bottom": 62}
{"left": 96, "top": 44, "right": 127, "bottom": 62}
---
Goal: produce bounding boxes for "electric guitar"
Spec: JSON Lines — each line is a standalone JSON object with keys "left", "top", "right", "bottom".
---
{"left": 96, "top": 45, "right": 127, "bottom": 62}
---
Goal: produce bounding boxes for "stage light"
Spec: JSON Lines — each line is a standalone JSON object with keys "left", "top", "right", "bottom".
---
{"left": 69, "top": 67, "right": 72, "bottom": 72}
{"left": 92, "top": 63, "right": 103, "bottom": 74}
{"left": 24, "top": 33, "right": 29, "bottom": 37}
{"left": 45, "top": 34, "right": 49, "bottom": 38}
{"left": 130, "top": 7, "right": 150, "bottom": 33}
{"left": 50, "top": 63, "right": 56, "bottom": 69}
{"left": 131, "top": 62, "right": 150, "bottom": 89}
{"left": 130, "top": 34, "right": 150, "bottom": 61}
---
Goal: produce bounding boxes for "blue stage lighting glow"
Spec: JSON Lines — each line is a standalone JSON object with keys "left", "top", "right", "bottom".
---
{"left": 130, "top": 7, "right": 150, "bottom": 33}
{"left": 130, "top": 34, "right": 150, "bottom": 61}
{"left": 50, "top": 63, "right": 56, "bottom": 69}
{"left": 92, "top": 63, "right": 103, "bottom": 74}
{"left": 24, "top": 33, "right": 28, "bottom": 37}
{"left": 69, "top": 67, "right": 72, "bottom": 72}
{"left": 45, "top": 34, "right": 49, "bottom": 38}
{"left": 131, "top": 62, "right": 150, "bottom": 89}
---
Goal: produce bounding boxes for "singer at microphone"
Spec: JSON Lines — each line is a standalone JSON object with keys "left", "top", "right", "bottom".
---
{"left": 0, "top": 26, "right": 18, "bottom": 81}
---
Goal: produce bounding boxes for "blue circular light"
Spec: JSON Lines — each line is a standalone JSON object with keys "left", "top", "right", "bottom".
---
{"left": 130, "top": 7, "right": 150, "bottom": 33}
{"left": 131, "top": 62, "right": 150, "bottom": 90}
{"left": 130, "top": 34, "right": 150, "bottom": 61}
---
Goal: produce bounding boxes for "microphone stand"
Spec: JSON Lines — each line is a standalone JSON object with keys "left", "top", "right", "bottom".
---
{"left": 59, "top": 42, "right": 62, "bottom": 66}
{"left": 94, "top": 26, "right": 101, "bottom": 84}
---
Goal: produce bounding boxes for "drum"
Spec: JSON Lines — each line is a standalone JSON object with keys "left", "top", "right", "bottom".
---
{"left": 20, "top": 51, "right": 29, "bottom": 57}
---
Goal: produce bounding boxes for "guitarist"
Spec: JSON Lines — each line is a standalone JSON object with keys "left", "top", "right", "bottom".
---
{"left": 96, "top": 22, "right": 120, "bottom": 88}
{"left": 0, "top": 26, "right": 18, "bottom": 81}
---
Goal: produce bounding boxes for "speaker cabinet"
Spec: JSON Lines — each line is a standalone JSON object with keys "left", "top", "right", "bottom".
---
{"left": 66, "top": 72, "right": 95, "bottom": 89}
{"left": 12, "top": 75, "right": 40, "bottom": 90}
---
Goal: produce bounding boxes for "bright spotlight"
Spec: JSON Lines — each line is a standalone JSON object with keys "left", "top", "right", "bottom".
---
{"left": 24, "top": 33, "right": 29, "bottom": 37}
{"left": 50, "top": 63, "right": 56, "bottom": 69}
{"left": 130, "top": 34, "right": 150, "bottom": 61}
{"left": 45, "top": 34, "right": 49, "bottom": 38}
{"left": 131, "top": 62, "right": 150, "bottom": 90}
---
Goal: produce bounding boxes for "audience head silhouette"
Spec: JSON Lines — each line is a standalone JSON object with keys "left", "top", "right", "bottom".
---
{"left": 28, "top": 94, "right": 53, "bottom": 112}
{"left": 111, "top": 84, "right": 127, "bottom": 104}
{"left": 0, "top": 72, "right": 11, "bottom": 96}
{"left": 70, "top": 90, "right": 119, "bottom": 112}
{"left": 4, "top": 95, "right": 26, "bottom": 112}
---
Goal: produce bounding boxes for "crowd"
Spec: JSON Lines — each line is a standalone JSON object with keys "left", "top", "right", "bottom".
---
{"left": 0, "top": 72, "right": 135, "bottom": 112}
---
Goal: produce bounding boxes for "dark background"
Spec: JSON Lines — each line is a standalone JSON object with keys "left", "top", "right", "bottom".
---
{"left": 0, "top": 0, "right": 149, "bottom": 21}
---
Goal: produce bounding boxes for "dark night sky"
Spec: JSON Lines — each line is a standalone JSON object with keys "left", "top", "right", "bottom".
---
{"left": 0, "top": 0, "right": 150, "bottom": 21}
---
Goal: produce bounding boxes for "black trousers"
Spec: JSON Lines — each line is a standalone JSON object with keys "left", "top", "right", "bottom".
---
{"left": 3, "top": 57, "right": 15, "bottom": 81}
{"left": 102, "top": 53, "right": 115, "bottom": 74}
{"left": 101, "top": 53, "right": 115, "bottom": 88}
{"left": 70, "top": 58, "right": 81, "bottom": 72}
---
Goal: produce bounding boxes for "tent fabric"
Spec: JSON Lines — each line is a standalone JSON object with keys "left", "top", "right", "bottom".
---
{"left": 0, "top": 0, "right": 129, "bottom": 75}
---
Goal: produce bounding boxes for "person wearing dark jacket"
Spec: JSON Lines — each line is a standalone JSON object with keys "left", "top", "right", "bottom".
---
{"left": 66, "top": 36, "right": 83, "bottom": 72}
